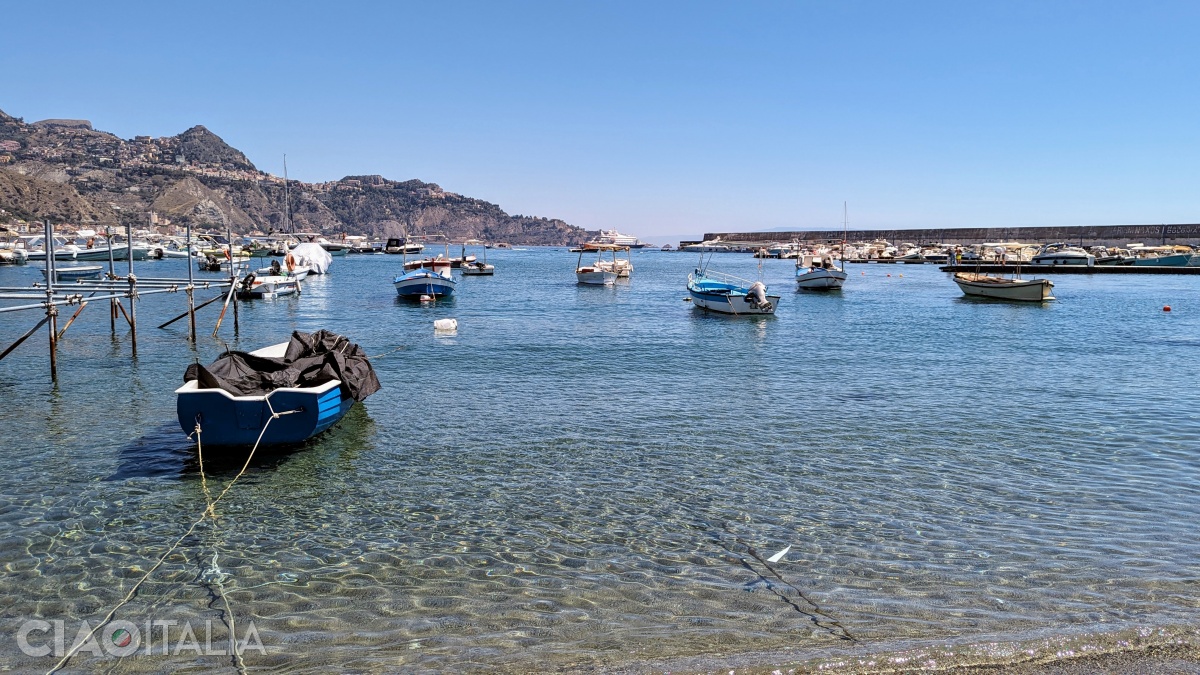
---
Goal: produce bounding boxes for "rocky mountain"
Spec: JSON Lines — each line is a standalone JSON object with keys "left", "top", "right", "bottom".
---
{"left": 0, "top": 106, "right": 591, "bottom": 244}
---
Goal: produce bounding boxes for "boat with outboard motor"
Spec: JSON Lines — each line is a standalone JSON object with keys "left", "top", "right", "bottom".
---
{"left": 687, "top": 255, "right": 779, "bottom": 315}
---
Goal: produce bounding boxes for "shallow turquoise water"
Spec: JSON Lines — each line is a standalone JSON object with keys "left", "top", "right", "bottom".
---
{"left": 0, "top": 250, "right": 1198, "bottom": 672}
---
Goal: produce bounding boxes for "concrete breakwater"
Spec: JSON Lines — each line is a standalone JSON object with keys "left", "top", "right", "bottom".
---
{"left": 700, "top": 223, "right": 1200, "bottom": 248}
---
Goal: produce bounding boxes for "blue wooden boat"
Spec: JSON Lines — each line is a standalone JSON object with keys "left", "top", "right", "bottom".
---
{"left": 176, "top": 332, "right": 380, "bottom": 448}
{"left": 394, "top": 257, "right": 456, "bottom": 298}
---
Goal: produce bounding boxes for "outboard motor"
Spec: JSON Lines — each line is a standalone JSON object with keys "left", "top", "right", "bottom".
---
{"left": 746, "top": 281, "right": 772, "bottom": 310}
{"left": 239, "top": 272, "right": 256, "bottom": 291}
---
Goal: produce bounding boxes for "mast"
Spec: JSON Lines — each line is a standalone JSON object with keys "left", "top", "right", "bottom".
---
{"left": 842, "top": 201, "right": 849, "bottom": 272}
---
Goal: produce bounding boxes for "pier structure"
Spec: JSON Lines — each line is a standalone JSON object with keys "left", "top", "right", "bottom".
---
{"left": 0, "top": 220, "right": 238, "bottom": 381}
{"left": 695, "top": 223, "right": 1200, "bottom": 250}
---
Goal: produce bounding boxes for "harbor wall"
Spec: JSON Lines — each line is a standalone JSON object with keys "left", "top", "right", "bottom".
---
{"left": 700, "top": 223, "right": 1200, "bottom": 247}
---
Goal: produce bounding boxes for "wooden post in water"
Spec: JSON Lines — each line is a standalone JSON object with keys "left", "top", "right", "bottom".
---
{"left": 43, "top": 220, "right": 58, "bottom": 381}
{"left": 227, "top": 222, "right": 239, "bottom": 334}
{"left": 126, "top": 219, "right": 137, "bottom": 356}
{"left": 107, "top": 225, "right": 117, "bottom": 333}
{"left": 186, "top": 222, "right": 196, "bottom": 342}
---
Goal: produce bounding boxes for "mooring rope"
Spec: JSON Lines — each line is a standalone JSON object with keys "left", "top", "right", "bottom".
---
{"left": 681, "top": 505, "right": 858, "bottom": 644}
{"left": 47, "top": 399, "right": 301, "bottom": 675}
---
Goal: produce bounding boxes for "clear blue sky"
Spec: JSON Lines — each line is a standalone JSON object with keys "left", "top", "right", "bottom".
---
{"left": 4, "top": 0, "right": 1199, "bottom": 241}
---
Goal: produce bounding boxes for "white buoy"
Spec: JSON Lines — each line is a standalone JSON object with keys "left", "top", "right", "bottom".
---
{"left": 433, "top": 318, "right": 458, "bottom": 332}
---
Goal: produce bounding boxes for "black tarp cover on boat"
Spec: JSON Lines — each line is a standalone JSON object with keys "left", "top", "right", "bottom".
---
{"left": 184, "top": 330, "right": 382, "bottom": 402}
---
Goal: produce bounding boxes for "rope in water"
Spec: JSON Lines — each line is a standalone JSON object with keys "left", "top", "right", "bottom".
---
{"left": 46, "top": 400, "right": 301, "bottom": 675}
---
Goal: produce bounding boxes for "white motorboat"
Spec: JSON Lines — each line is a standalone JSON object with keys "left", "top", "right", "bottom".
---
{"left": 255, "top": 261, "right": 310, "bottom": 281}
{"left": 796, "top": 203, "right": 851, "bottom": 290}
{"left": 236, "top": 271, "right": 300, "bottom": 298}
{"left": 953, "top": 272, "right": 1054, "bottom": 302}
{"left": 796, "top": 253, "right": 847, "bottom": 290}
{"left": 1030, "top": 243, "right": 1094, "bottom": 266}
{"left": 384, "top": 237, "right": 424, "bottom": 255}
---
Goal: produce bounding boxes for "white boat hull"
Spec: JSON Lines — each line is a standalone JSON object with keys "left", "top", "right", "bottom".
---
{"left": 237, "top": 275, "right": 300, "bottom": 298}
{"left": 460, "top": 263, "right": 494, "bottom": 275}
{"left": 689, "top": 291, "right": 781, "bottom": 314}
{"left": 796, "top": 268, "right": 847, "bottom": 290}
{"left": 576, "top": 268, "right": 616, "bottom": 285}
{"left": 954, "top": 273, "right": 1054, "bottom": 301}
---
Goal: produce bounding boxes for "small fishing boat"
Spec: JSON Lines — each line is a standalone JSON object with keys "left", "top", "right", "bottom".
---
{"left": 40, "top": 265, "right": 105, "bottom": 282}
{"left": 953, "top": 272, "right": 1054, "bottom": 302}
{"left": 175, "top": 330, "right": 380, "bottom": 448}
{"left": 255, "top": 257, "right": 311, "bottom": 282}
{"left": 797, "top": 203, "right": 851, "bottom": 291}
{"left": 687, "top": 264, "right": 780, "bottom": 315}
{"left": 460, "top": 260, "right": 495, "bottom": 275}
{"left": 795, "top": 253, "right": 847, "bottom": 290}
{"left": 460, "top": 246, "right": 494, "bottom": 275}
{"left": 236, "top": 271, "right": 300, "bottom": 298}
{"left": 394, "top": 256, "right": 456, "bottom": 298}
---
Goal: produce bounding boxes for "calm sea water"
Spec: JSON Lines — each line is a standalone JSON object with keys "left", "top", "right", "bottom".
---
{"left": 0, "top": 249, "right": 1198, "bottom": 673}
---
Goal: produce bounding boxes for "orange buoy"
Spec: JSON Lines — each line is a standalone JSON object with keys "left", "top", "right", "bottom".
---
{"left": 1164, "top": 305, "right": 1171, "bottom": 312}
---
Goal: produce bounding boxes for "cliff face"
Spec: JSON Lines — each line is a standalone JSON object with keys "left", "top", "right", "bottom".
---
{"left": 0, "top": 167, "right": 115, "bottom": 226}
{"left": 0, "top": 107, "right": 592, "bottom": 244}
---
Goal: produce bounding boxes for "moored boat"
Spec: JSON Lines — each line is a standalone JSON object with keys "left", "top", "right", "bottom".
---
{"left": 795, "top": 253, "right": 847, "bottom": 290}
{"left": 40, "top": 265, "right": 105, "bottom": 282}
{"left": 175, "top": 330, "right": 380, "bottom": 448}
{"left": 1030, "top": 243, "right": 1094, "bottom": 266}
{"left": 587, "top": 229, "right": 648, "bottom": 249}
{"left": 953, "top": 272, "right": 1054, "bottom": 301}
{"left": 236, "top": 271, "right": 300, "bottom": 298}
{"left": 394, "top": 256, "right": 456, "bottom": 298}
{"left": 384, "top": 237, "right": 424, "bottom": 255}
{"left": 575, "top": 245, "right": 623, "bottom": 285}
{"left": 1127, "top": 245, "right": 1193, "bottom": 266}
{"left": 460, "top": 246, "right": 494, "bottom": 275}
{"left": 687, "top": 266, "right": 779, "bottom": 315}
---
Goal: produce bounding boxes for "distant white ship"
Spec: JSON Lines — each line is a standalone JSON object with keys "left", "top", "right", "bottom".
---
{"left": 589, "top": 229, "right": 648, "bottom": 249}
